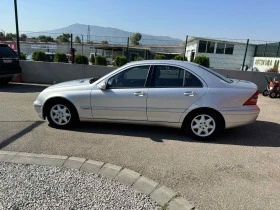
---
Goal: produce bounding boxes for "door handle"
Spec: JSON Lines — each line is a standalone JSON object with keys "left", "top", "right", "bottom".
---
{"left": 134, "top": 91, "right": 146, "bottom": 96}
{"left": 184, "top": 91, "right": 196, "bottom": 96}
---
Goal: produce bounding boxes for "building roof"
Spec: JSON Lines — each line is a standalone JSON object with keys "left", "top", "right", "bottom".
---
{"left": 188, "top": 36, "right": 257, "bottom": 45}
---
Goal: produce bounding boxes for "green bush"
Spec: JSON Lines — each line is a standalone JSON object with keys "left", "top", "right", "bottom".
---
{"left": 174, "top": 55, "right": 185, "bottom": 61}
{"left": 193, "top": 55, "right": 210, "bottom": 67}
{"left": 95, "top": 55, "right": 107, "bottom": 66}
{"left": 90, "top": 55, "right": 95, "bottom": 64}
{"left": 19, "top": 53, "right": 26, "bottom": 60}
{"left": 154, "top": 54, "right": 166, "bottom": 60}
{"left": 54, "top": 53, "right": 68, "bottom": 63}
{"left": 114, "top": 56, "right": 127, "bottom": 67}
{"left": 135, "top": 56, "right": 144, "bottom": 61}
{"left": 75, "top": 54, "right": 89, "bottom": 64}
{"left": 32, "top": 51, "right": 46, "bottom": 61}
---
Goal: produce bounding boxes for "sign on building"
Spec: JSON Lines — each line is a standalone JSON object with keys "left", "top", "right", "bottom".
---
{"left": 253, "top": 57, "right": 280, "bottom": 72}
{"left": 31, "top": 44, "right": 57, "bottom": 50}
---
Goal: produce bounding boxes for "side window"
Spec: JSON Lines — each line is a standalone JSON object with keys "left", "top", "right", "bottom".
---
{"left": 107, "top": 65, "right": 150, "bottom": 88}
{"left": 152, "top": 65, "right": 203, "bottom": 88}
{"left": 152, "top": 65, "right": 184, "bottom": 87}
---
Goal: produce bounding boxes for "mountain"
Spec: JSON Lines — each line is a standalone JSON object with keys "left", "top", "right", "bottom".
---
{"left": 27, "top": 23, "right": 182, "bottom": 46}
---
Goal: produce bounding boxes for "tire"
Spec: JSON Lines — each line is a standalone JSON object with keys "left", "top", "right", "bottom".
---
{"left": 46, "top": 99, "right": 79, "bottom": 129}
{"left": 262, "top": 89, "right": 269, "bottom": 96}
{"left": 0, "top": 77, "right": 12, "bottom": 85}
{"left": 183, "top": 110, "right": 224, "bottom": 140}
{"left": 269, "top": 92, "right": 277, "bottom": 98}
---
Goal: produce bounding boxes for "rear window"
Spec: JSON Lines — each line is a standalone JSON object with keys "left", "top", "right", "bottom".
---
{"left": 198, "top": 65, "right": 233, "bottom": 83}
{"left": 0, "top": 45, "right": 18, "bottom": 58}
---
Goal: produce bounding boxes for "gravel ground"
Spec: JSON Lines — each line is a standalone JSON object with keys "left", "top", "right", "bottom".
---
{"left": 0, "top": 162, "right": 160, "bottom": 210}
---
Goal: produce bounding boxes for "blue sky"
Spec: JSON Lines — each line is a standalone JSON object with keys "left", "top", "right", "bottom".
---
{"left": 0, "top": 0, "right": 279, "bottom": 41}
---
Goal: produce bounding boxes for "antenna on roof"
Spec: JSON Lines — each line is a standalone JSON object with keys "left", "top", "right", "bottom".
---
{"left": 87, "top": 25, "right": 90, "bottom": 43}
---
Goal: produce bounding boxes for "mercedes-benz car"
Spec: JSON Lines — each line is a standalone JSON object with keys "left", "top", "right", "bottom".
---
{"left": 34, "top": 60, "right": 260, "bottom": 140}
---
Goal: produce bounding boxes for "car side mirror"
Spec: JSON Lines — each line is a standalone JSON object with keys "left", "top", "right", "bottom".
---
{"left": 97, "top": 81, "right": 107, "bottom": 90}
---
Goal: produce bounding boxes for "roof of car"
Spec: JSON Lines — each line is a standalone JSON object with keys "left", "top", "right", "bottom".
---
{"left": 126, "top": 60, "right": 199, "bottom": 68}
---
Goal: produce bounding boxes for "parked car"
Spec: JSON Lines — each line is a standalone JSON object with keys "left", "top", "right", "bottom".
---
{"left": 0, "top": 44, "right": 21, "bottom": 84}
{"left": 34, "top": 60, "right": 260, "bottom": 140}
{"left": 26, "top": 52, "right": 55, "bottom": 62}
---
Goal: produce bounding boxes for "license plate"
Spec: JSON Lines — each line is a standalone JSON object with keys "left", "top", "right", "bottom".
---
{"left": 3, "top": 60, "right": 12, "bottom": 63}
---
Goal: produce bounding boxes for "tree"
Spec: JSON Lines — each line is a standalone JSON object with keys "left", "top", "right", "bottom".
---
{"left": 101, "top": 40, "right": 108, "bottom": 45}
{"left": 74, "top": 36, "right": 81, "bottom": 43}
{"left": 193, "top": 55, "right": 210, "bottom": 67}
{"left": 130, "top": 32, "right": 142, "bottom": 46}
{"left": 95, "top": 56, "right": 107, "bottom": 66}
{"left": 32, "top": 51, "right": 46, "bottom": 61}
{"left": 56, "top": 33, "right": 71, "bottom": 42}
{"left": 5, "top": 33, "right": 16, "bottom": 39}
{"left": 20, "top": 34, "right": 27, "bottom": 39}
{"left": 38, "top": 35, "right": 54, "bottom": 42}
{"left": 114, "top": 56, "right": 127, "bottom": 67}
{"left": 0, "top": 32, "right": 4, "bottom": 36}
{"left": 174, "top": 55, "right": 185, "bottom": 61}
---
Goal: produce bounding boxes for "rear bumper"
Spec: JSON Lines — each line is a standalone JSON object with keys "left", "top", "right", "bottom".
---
{"left": 220, "top": 106, "right": 260, "bottom": 128}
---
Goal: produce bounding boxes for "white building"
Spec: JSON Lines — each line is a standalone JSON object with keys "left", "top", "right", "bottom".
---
{"left": 185, "top": 37, "right": 256, "bottom": 70}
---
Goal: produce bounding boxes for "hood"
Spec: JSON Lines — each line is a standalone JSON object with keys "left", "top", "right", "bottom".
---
{"left": 46, "top": 78, "right": 91, "bottom": 90}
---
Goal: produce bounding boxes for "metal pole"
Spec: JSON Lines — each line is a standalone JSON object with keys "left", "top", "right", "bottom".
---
{"left": 276, "top": 42, "right": 280, "bottom": 57}
{"left": 14, "top": 0, "right": 20, "bottom": 56}
{"left": 183, "top": 35, "right": 188, "bottom": 61}
{"left": 264, "top": 43, "right": 267, "bottom": 57}
{"left": 81, "top": 34, "right": 83, "bottom": 55}
{"left": 126, "top": 37, "right": 129, "bottom": 61}
{"left": 70, "top": 33, "right": 73, "bottom": 49}
{"left": 241, "top": 39, "right": 249, "bottom": 71}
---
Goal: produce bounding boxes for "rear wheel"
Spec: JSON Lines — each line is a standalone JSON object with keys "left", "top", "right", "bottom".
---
{"left": 262, "top": 89, "right": 269, "bottom": 96}
{"left": 183, "top": 110, "right": 224, "bottom": 140}
{"left": 269, "top": 92, "right": 277, "bottom": 98}
{"left": 46, "top": 100, "right": 79, "bottom": 129}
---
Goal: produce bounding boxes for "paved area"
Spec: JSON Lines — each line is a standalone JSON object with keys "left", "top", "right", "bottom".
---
{"left": 1, "top": 83, "right": 280, "bottom": 210}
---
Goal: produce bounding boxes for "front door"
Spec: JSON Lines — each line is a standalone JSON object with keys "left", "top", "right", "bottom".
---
{"left": 91, "top": 65, "right": 151, "bottom": 121}
{"left": 147, "top": 65, "right": 207, "bottom": 122}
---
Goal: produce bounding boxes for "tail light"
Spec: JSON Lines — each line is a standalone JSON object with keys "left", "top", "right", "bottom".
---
{"left": 243, "top": 91, "right": 259, "bottom": 105}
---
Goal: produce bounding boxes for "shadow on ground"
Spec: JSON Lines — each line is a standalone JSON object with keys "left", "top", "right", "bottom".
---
{"left": 71, "top": 120, "right": 280, "bottom": 147}
{"left": 0, "top": 83, "right": 49, "bottom": 93}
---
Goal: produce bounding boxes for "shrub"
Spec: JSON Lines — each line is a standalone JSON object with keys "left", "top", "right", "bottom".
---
{"left": 19, "top": 53, "right": 26, "bottom": 60}
{"left": 90, "top": 55, "right": 95, "bottom": 64}
{"left": 32, "top": 51, "right": 46, "bottom": 61}
{"left": 95, "top": 55, "right": 107, "bottom": 66}
{"left": 54, "top": 53, "right": 68, "bottom": 63}
{"left": 75, "top": 54, "right": 89, "bottom": 64}
{"left": 174, "top": 55, "right": 186, "bottom": 61}
{"left": 114, "top": 56, "right": 127, "bottom": 67}
{"left": 154, "top": 54, "right": 166, "bottom": 60}
{"left": 193, "top": 55, "right": 210, "bottom": 67}
{"left": 135, "top": 56, "right": 144, "bottom": 61}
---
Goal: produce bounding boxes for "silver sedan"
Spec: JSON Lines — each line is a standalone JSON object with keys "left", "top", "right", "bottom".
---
{"left": 34, "top": 60, "right": 260, "bottom": 140}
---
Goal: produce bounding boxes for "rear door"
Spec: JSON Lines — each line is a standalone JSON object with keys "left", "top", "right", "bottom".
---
{"left": 0, "top": 45, "right": 21, "bottom": 76}
{"left": 147, "top": 65, "right": 207, "bottom": 122}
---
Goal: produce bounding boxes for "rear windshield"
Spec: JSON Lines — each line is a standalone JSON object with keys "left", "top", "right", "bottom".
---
{"left": 0, "top": 45, "right": 18, "bottom": 58}
{"left": 198, "top": 65, "right": 233, "bottom": 83}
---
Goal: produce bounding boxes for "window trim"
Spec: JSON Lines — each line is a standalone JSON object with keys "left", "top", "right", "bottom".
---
{"left": 106, "top": 65, "right": 152, "bottom": 89}
{"left": 149, "top": 65, "right": 204, "bottom": 88}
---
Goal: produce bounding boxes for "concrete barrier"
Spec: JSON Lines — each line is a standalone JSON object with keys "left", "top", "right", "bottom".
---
{"left": 18, "top": 61, "right": 279, "bottom": 91}
{"left": 19, "top": 61, "right": 117, "bottom": 84}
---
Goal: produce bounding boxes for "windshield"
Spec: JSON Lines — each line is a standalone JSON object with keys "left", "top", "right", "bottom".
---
{"left": 0, "top": 45, "right": 18, "bottom": 58}
{"left": 198, "top": 65, "right": 233, "bottom": 83}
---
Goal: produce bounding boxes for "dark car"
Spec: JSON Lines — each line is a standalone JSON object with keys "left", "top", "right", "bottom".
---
{"left": 0, "top": 44, "right": 21, "bottom": 84}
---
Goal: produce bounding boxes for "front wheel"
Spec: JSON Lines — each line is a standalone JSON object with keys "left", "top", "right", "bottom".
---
{"left": 269, "top": 92, "right": 277, "bottom": 98}
{"left": 183, "top": 111, "right": 224, "bottom": 140}
{"left": 46, "top": 100, "right": 79, "bottom": 129}
{"left": 0, "top": 77, "right": 12, "bottom": 85}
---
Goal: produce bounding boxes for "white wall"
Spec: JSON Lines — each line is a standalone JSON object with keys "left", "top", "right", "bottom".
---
{"left": 253, "top": 57, "right": 280, "bottom": 72}
{"left": 185, "top": 40, "right": 256, "bottom": 70}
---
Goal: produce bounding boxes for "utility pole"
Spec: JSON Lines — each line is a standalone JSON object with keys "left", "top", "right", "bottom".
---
{"left": 14, "top": 0, "right": 21, "bottom": 56}
{"left": 81, "top": 34, "right": 84, "bottom": 55}
{"left": 126, "top": 37, "right": 129, "bottom": 61}
{"left": 87, "top": 25, "right": 90, "bottom": 43}
{"left": 183, "top": 35, "right": 188, "bottom": 61}
{"left": 241, "top": 39, "right": 249, "bottom": 71}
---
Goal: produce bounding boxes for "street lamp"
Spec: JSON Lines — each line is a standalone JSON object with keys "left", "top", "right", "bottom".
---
{"left": 14, "top": 0, "right": 21, "bottom": 55}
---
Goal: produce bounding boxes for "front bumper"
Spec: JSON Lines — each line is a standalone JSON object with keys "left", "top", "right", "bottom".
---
{"left": 33, "top": 101, "right": 44, "bottom": 119}
{"left": 220, "top": 105, "right": 260, "bottom": 128}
